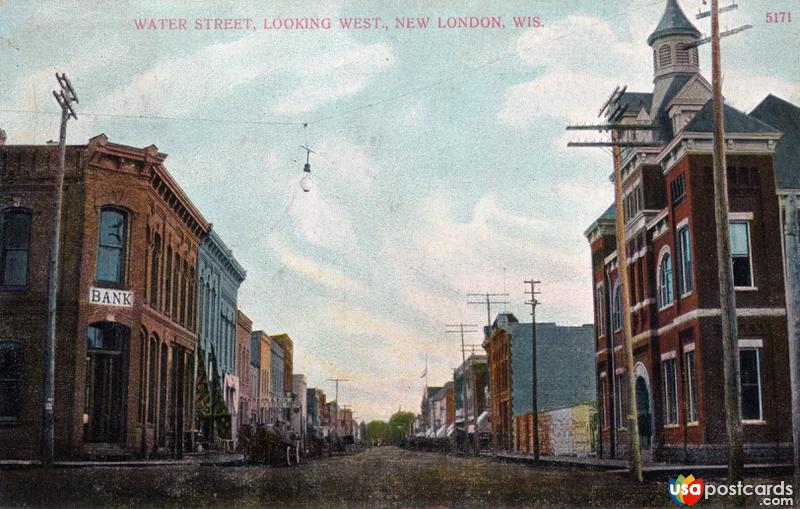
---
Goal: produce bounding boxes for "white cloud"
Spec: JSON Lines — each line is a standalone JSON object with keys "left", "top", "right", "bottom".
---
{"left": 498, "top": 15, "right": 653, "bottom": 128}
{"left": 272, "top": 242, "right": 366, "bottom": 295}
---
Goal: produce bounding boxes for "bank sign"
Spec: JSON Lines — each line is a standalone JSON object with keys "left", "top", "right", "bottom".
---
{"left": 88, "top": 287, "right": 133, "bottom": 308}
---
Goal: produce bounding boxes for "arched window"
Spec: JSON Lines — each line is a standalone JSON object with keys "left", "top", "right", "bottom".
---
{"left": 0, "top": 341, "right": 23, "bottom": 421}
{"left": 659, "top": 44, "right": 672, "bottom": 67}
{"left": 150, "top": 233, "right": 161, "bottom": 307}
{"left": 658, "top": 250, "right": 675, "bottom": 308}
{"left": 96, "top": 208, "right": 127, "bottom": 284}
{"left": 147, "top": 335, "right": 158, "bottom": 424}
{"left": 612, "top": 281, "right": 622, "bottom": 332}
{"left": 1, "top": 208, "right": 32, "bottom": 287}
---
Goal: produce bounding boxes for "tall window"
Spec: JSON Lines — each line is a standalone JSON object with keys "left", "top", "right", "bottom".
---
{"left": 147, "top": 336, "right": 158, "bottom": 424}
{"left": 730, "top": 222, "right": 753, "bottom": 287}
{"left": 740, "top": 343, "right": 763, "bottom": 421}
{"left": 615, "top": 373, "right": 626, "bottom": 427}
{"left": 677, "top": 227, "right": 693, "bottom": 294}
{"left": 662, "top": 357, "right": 678, "bottom": 425}
{"left": 188, "top": 268, "right": 195, "bottom": 331}
{"left": 598, "top": 375, "right": 607, "bottom": 428}
{"left": 685, "top": 350, "right": 698, "bottom": 423}
{"left": 0, "top": 341, "right": 23, "bottom": 422}
{"left": 612, "top": 281, "right": 622, "bottom": 332}
{"left": 172, "top": 253, "right": 180, "bottom": 321}
{"left": 596, "top": 285, "right": 605, "bottom": 336}
{"left": 1, "top": 209, "right": 32, "bottom": 287}
{"left": 149, "top": 233, "right": 161, "bottom": 307}
{"left": 179, "top": 261, "right": 188, "bottom": 326}
{"left": 658, "top": 251, "right": 674, "bottom": 308}
{"left": 96, "top": 208, "right": 127, "bottom": 284}
{"left": 670, "top": 174, "right": 686, "bottom": 208}
{"left": 164, "top": 246, "right": 172, "bottom": 314}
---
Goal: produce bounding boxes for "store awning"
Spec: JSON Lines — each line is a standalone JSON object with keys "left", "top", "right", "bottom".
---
{"left": 476, "top": 411, "right": 490, "bottom": 431}
{"left": 435, "top": 425, "right": 446, "bottom": 438}
{"left": 446, "top": 424, "right": 455, "bottom": 437}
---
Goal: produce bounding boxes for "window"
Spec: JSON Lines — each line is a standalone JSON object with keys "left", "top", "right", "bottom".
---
{"left": 691, "top": 48, "right": 699, "bottom": 66}
{"left": 149, "top": 233, "right": 161, "bottom": 307}
{"left": 670, "top": 174, "right": 686, "bottom": 208}
{"left": 677, "top": 226, "right": 693, "bottom": 294}
{"left": 96, "top": 208, "right": 127, "bottom": 284}
{"left": 0, "top": 341, "right": 23, "bottom": 421}
{"left": 598, "top": 375, "right": 607, "bottom": 428}
{"left": 1, "top": 209, "right": 32, "bottom": 287}
{"left": 164, "top": 246, "right": 172, "bottom": 313}
{"left": 179, "top": 260, "right": 188, "bottom": 326}
{"left": 730, "top": 222, "right": 753, "bottom": 287}
{"left": 596, "top": 285, "right": 605, "bottom": 336}
{"left": 740, "top": 344, "right": 763, "bottom": 421}
{"left": 612, "top": 281, "right": 622, "bottom": 332}
{"left": 685, "top": 350, "right": 698, "bottom": 423}
{"left": 658, "top": 251, "right": 674, "bottom": 308}
{"left": 172, "top": 253, "right": 180, "bottom": 321}
{"left": 147, "top": 336, "right": 158, "bottom": 424}
{"left": 662, "top": 357, "right": 678, "bottom": 425}
{"left": 615, "top": 373, "right": 626, "bottom": 427}
{"left": 659, "top": 44, "right": 672, "bottom": 66}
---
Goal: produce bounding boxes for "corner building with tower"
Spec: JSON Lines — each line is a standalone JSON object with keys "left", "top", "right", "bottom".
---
{"left": 585, "top": 0, "right": 793, "bottom": 463}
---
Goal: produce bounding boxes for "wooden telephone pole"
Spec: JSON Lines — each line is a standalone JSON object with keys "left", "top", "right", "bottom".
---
{"left": 567, "top": 86, "right": 653, "bottom": 481}
{"left": 689, "top": 0, "right": 752, "bottom": 483}
{"left": 447, "top": 323, "right": 478, "bottom": 454}
{"left": 524, "top": 280, "right": 541, "bottom": 462}
{"left": 44, "top": 73, "right": 78, "bottom": 468}
{"left": 783, "top": 194, "right": 800, "bottom": 488}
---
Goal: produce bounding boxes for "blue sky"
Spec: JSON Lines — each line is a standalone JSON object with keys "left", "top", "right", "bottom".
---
{"left": 2, "top": 0, "right": 798, "bottom": 421}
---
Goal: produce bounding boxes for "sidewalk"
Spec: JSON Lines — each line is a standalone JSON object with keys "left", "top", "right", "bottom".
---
{"left": 0, "top": 452, "right": 245, "bottom": 469}
{"left": 480, "top": 450, "right": 793, "bottom": 478}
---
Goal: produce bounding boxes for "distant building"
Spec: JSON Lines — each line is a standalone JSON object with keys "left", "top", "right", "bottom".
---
{"left": 235, "top": 311, "right": 253, "bottom": 433}
{"left": 250, "top": 331, "right": 271, "bottom": 425}
{"left": 484, "top": 313, "right": 595, "bottom": 455}
{"left": 268, "top": 333, "right": 293, "bottom": 424}
{"left": 197, "top": 229, "right": 245, "bottom": 440}
{"left": 420, "top": 386, "right": 442, "bottom": 436}
{"left": 454, "top": 354, "right": 488, "bottom": 433}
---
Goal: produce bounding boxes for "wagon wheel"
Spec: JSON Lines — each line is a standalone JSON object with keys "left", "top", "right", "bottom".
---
{"left": 295, "top": 442, "right": 301, "bottom": 464}
{"left": 286, "top": 445, "right": 292, "bottom": 466}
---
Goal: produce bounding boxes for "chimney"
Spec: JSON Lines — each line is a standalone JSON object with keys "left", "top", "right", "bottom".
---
{"left": 0, "top": 129, "right": 7, "bottom": 145}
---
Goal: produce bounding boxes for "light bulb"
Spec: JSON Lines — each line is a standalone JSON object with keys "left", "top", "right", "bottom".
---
{"left": 300, "top": 174, "right": 313, "bottom": 192}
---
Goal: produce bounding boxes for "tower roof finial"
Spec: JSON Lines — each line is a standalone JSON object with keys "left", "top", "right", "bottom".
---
{"left": 647, "top": 0, "right": 701, "bottom": 46}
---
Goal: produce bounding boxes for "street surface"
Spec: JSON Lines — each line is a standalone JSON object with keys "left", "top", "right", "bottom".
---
{"left": 0, "top": 447, "right": 776, "bottom": 508}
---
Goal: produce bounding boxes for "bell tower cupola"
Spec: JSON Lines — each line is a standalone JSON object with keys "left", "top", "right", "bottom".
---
{"left": 648, "top": 0, "right": 702, "bottom": 82}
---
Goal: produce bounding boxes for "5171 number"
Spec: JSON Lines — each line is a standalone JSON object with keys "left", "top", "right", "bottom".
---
{"left": 766, "top": 12, "right": 792, "bottom": 23}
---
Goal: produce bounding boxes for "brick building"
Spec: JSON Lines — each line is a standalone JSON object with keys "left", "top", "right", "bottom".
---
{"left": 235, "top": 310, "right": 253, "bottom": 433}
{"left": 585, "top": 0, "right": 791, "bottom": 463}
{"left": 250, "top": 330, "right": 271, "bottom": 425}
{"left": 484, "top": 313, "right": 595, "bottom": 454}
{"left": 0, "top": 134, "right": 209, "bottom": 459}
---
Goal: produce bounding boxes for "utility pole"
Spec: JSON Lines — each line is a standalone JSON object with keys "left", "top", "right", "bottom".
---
{"left": 783, "top": 193, "right": 800, "bottom": 488}
{"left": 44, "top": 73, "right": 78, "bottom": 468}
{"left": 467, "top": 292, "right": 510, "bottom": 329}
{"left": 524, "top": 280, "right": 541, "bottom": 462}
{"left": 447, "top": 323, "right": 478, "bottom": 454}
{"left": 690, "top": 0, "right": 752, "bottom": 483}
{"left": 567, "top": 85, "right": 651, "bottom": 482}
{"left": 326, "top": 378, "right": 351, "bottom": 438}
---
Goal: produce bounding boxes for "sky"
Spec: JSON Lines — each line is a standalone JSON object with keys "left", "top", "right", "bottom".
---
{"left": 2, "top": 0, "right": 799, "bottom": 422}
